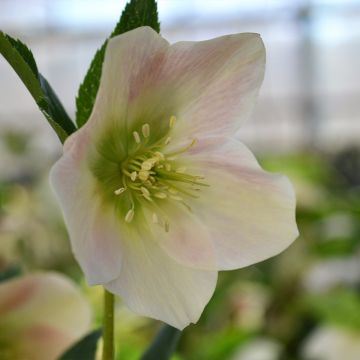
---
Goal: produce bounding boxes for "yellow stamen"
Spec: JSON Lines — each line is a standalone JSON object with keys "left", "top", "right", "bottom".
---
{"left": 165, "top": 137, "right": 171, "bottom": 145}
{"left": 133, "top": 131, "right": 141, "bottom": 144}
{"left": 141, "top": 186, "right": 150, "bottom": 197}
{"left": 142, "top": 123, "right": 150, "bottom": 138}
{"left": 141, "top": 161, "right": 153, "bottom": 171}
{"left": 125, "top": 209, "right": 134, "bottom": 223}
{"left": 114, "top": 187, "right": 126, "bottom": 195}
{"left": 138, "top": 170, "right": 149, "bottom": 181}
{"left": 154, "top": 151, "right": 165, "bottom": 160}
{"left": 170, "top": 195, "right": 183, "bottom": 201}
{"left": 143, "top": 193, "right": 152, "bottom": 202}
{"left": 154, "top": 192, "right": 167, "bottom": 199}
{"left": 166, "top": 138, "right": 198, "bottom": 157}
{"left": 176, "top": 166, "right": 187, "bottom": 173}
{"left": 169, "top": 115, "right": 176, "bottom": 128}
{"left": 152, "top": 213, "right": 158, "bottom": 224}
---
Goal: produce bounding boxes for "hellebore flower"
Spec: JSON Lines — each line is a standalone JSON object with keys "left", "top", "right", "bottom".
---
{"left": 0, "top": 272, "right": 91, "bottom": 360}
{"left": 51, "top": 27, "right": 298, "bottom": 329}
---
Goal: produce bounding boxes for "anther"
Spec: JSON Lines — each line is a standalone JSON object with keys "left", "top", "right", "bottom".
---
{"left": 165, "top": 137, "right": 171, "bottom": 145}
{"left": 141, "top": 159, "right": 157, "bottom": 171}
{"left": 125, "top": 209, "right": 135, "bottom": 223}
{"left": 170, "top": 195, "right": 183, "bottom": 201}
{"left": 141, "top": 187, "right": 150, "bottom": 197}
{"left": 130, "top": 171, "right": 137, "bottom": 181}
{"left": 154, "top": 151, "right": 165, "bottom": 160}
{"left": 154, "top": 192, "right": 167, "bottom": 199}
{"left": 142, "top": 123, "right": 150, "bottom": 138}
{"left": 169, "top": 115, "right": 176, "bottom": 128}
{"left": 143, "top": 193, "right": 152, "bottom": 202}
{"left": 139, "top": 170, "right": 149, "bottom": 181}
{"left": 133, "top": 131, "right": 141, "bottom": 144}
{"left": 176, "top": 166, "right": 187, "bottom": 173}
{"left": 152, "top": 213, "right": 158, "bottom": 224}
{"left": 114, "top": 187, "right": 126, "bottom": 195}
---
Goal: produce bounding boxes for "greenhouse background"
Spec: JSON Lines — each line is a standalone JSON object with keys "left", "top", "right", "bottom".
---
{"left": 1, "top": 1, "right": 360, "bottom": 359}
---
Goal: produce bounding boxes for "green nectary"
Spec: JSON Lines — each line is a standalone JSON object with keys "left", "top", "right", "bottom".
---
{"left": 90, "top": 115, "right": 208, "bottom": 232}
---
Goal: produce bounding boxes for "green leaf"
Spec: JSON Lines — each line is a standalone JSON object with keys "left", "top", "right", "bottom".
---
{"left": 0, "top": 31, "right": 76, "bottom": 143}
{"left": 0, "top": 265, "right": 22, "bottom": 283}
{"left": 305, "top": 290, "right": 360, "bottom": 331}
{"left": 39, "top": 74, "right": 77, "bottom": 139}
{"left": 59, "top": 329, "right": 102, "bottom": 360}
{"left": 75, "top": 0, "right": 160, "bottom": 128}
{"left": 141, "top": 324, "right": 182, "bottom": 360}
{"left": 4, "top": 34, "right": 39, "bottom": 76}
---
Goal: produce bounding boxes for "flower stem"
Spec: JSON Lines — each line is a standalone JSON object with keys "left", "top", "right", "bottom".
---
{"left": 102, "top": 288, "right": 115, "bottom": 360}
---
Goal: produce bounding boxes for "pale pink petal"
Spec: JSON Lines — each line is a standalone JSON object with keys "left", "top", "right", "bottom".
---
{"left": 141, "top": 201, "right": 216, "bottom": 270}
{"left": 0, "top": 273, "right": 91, "bottom": 360}
{"left": 162, "top": 32, "right": 265, "bottom": 140}
{"left": 50, "top": 129, "right": 123, "bottom": 285}
{"left": 16, "top": 325, "right": 74, "bottom": 360}
{"left": 104, "top": 226, "right": 217, "bottom": 330}
{"left": 85, "top": 26, "right": 169, "bottom": 132}
{"left": 184, "top": 137, "right": 298, "bottom": 270}
{"left": 86, "top": 27, "right": 264, "bottom": 141}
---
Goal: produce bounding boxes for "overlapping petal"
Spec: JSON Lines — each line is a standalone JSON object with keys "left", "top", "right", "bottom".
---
{"left": 50, "top": 129, "right": 124, "bottom": 285}
{"left": 141, "top": 201, "right": 217, "bottom": 270}
{"left": 0, "top": 273, "right": 91, "bottom": 360}
{"left": 86, "top": 27, "right": 264, "bottom": 142}
{"left": 104, "top": 225, "right": 217, "bottom": 329}
{"left": 184, "top": 137, "right": 298, "bottom": 270}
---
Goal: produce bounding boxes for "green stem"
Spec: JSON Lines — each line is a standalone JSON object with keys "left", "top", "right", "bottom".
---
{"left": 102, "top": 288, "right": 115, "bottom": 360}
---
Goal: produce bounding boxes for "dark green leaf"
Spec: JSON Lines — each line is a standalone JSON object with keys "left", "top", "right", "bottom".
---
{"left": 75, "top": 0, "right": 160, "bottom": 128}
{"left": 59, "top": 329, "right": 102, "bottom": 360}
{"left": 141, "top": 325, "right": 181, "bottom": 360}
{"left": 39, "top": 74, "right": 77, "bottom": 138}
{"left": 5, "top": 34, "right": 39, "bottom": 76}
{"left": 0, "top": 31, "right": 76, "bottom": 143}
{"left": 0, "top": 265, "right": 22, "bottom": 283}
{"left": 0, "top": 31, "right": 43, "bottom": 101}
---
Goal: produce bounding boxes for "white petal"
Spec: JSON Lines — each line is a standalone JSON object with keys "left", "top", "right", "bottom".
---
{"left": 185, "top": 137, "right": 298, "bottom": 270}
{"left": 164, "top": 32, "right": 265, "bottom": 139}
{"left": 104, "top": 226, "right": 217, "bottom": 330}
{"left": 0, "top": 273, "right": 91, "bottom": 360}
{"left": 50, "top": 130, "right": 123, "bottom": 285}
{"left": 87, "top": 27, "right": 264, "bottom": 141}
{"left": 86, "top": 26, "right": 169, "bottom": 131}
{"left": 142, "top": 201, "right": 216, "bottom": 270}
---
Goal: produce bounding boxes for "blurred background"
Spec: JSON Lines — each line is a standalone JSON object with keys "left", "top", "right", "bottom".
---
{"left": 0, "top": 0, "right": 360, "bottom": 359}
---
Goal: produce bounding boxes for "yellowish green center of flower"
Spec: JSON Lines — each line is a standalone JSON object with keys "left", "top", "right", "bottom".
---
{"left": 93, "top": 115, "right": 207, "bottom": 232}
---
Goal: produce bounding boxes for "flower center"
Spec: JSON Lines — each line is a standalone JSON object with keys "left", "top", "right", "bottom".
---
{"left": 113, "top": 116, "right": 208, "bottom": 232}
